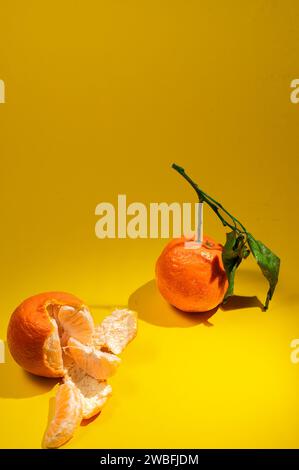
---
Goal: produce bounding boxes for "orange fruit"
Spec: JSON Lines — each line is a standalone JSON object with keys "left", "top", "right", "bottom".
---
{"left": 7, "top": 295, "right": 137, "bottom": 448}
{"left": 156, "top": 235, "right": 228, "bottom": 312}
{"left": 44, "top": 380, "right": 83, "bottom": 448}
{"left": 7, "top": 291, "right": 89, "bottom": 377}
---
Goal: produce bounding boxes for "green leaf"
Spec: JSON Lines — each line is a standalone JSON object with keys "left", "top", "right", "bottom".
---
{"left": 247, "top": 234, "right": 280, "bottom": 310}
{"left": 222, "top": 231, "right": 249, "bottom": 301}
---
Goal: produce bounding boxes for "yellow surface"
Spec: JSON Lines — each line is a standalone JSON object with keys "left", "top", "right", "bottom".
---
{"left": 0, "top": 1, "right": 298, "bottom": 449}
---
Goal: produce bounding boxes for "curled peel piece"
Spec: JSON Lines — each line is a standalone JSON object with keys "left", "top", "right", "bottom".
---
{"left": 44, "top": 380, "right": 83, "bottom": 449}
{"left": 94, "top": 308, "right": 137, "bottom": 355}
{"left": 67, "top": 337, "right": 121, "bottom": 380}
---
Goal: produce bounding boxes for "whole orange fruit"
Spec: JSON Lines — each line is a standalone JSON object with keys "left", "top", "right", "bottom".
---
{"left": 156, "top": 235, "right": 228, "bottom": 312}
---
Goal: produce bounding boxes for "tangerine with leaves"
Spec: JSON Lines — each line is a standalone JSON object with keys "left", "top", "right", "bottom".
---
{"left": 157, "top": 164, "right": 281, "bottom": 312}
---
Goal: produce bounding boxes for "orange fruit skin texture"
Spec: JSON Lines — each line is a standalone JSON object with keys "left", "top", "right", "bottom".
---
{"left": 156, "top": 236, "right": 229, "bottom": 313}
{"left": 7, "top": 291, "right": 83, "bottom": 378}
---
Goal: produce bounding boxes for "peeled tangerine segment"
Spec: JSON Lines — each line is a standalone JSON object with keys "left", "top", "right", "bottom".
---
{"left": 44, "top": 380, "right": 82, "bottom": 449}
{"left": 64, "top": 355, "right": 112, "bottom": 420}
{"left": 43, "top": 318, "right": 64, "bottom": 375}
{"left": 93, "top": 308, "right": 137, "bottom": 355}
{"left": 67, "top": 337, "right": 121, "bottom": 380}
{"left": 58, "top": 305, "right": 95, "bottom": 345}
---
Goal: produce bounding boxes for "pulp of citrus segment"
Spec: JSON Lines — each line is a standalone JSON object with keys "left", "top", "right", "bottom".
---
{"left": 58, "top": 305, "right": 95, "bottom": 345}
{"left": 93, "top": 308, "right": 138, "bottom": 355}
{"left": 67, "top": 337, "right": 121, "bottom": 380}
{"left": 156, "top": 235, "right": 228, "bottom": 312}
{"left": 64, "top": 355, "right": 112, "bottom": 420}
{"left": 7, "top": 292, "right": 137, "bottom": 448}
{"left": 43, "top": 318, "right": 64, "bottom": 374}
{"left": 44, "top": 380, "right": 83, "bottom": 449}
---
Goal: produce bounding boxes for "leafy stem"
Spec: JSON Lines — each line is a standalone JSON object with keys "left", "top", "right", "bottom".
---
{"left": 172, "top": 164, "right": 247, "bottom": 234}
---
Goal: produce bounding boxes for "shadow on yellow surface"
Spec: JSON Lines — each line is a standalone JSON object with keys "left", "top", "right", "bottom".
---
{"left": 129, "top": 279, "right": 264, "bottom": 328}
{"left": 220, "top": 295, "right": 264, "bottom": 311}
{"left": 81, "top": 412, "right": 101, "bottom": 426}
{"left": 0, "top": 344, "right": 58, "bottom": 398}
{"left": 128, "top": 279, "right": 218, "bottom": 327}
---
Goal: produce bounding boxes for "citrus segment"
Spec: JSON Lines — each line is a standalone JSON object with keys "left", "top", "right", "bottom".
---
{"left": 67, "top": 337, "right": 121, "bottom": 380}
{"left": 43, "top": 318, "right": 64, "bottom": 375}
{"left": 94, "top": 308, "right": 137, "bottom": 355}
{"left": 64, "top": 356, "right": 112, "bottom": 419}
{"left": 58, "top": 305, "right": 94, "bottom": 345}
{"left": 44, "top": 381, "right": 83, "bottom": 448}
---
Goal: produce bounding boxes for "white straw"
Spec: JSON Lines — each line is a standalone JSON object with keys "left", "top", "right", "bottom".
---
{"left": 197, "top": 202, "right": 203, "bottom": 245}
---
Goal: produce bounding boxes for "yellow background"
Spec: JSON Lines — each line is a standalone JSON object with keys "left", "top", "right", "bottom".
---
{"left": 0, "top": 1, "right": 299, "bottom": 448}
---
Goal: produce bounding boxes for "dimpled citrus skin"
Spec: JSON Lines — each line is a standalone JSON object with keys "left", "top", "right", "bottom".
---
{"left": 156, "top": 235, "right": 228, "bottom": 312}
{"left": 7, "top": 292, "right": 83, "bottom": 378}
